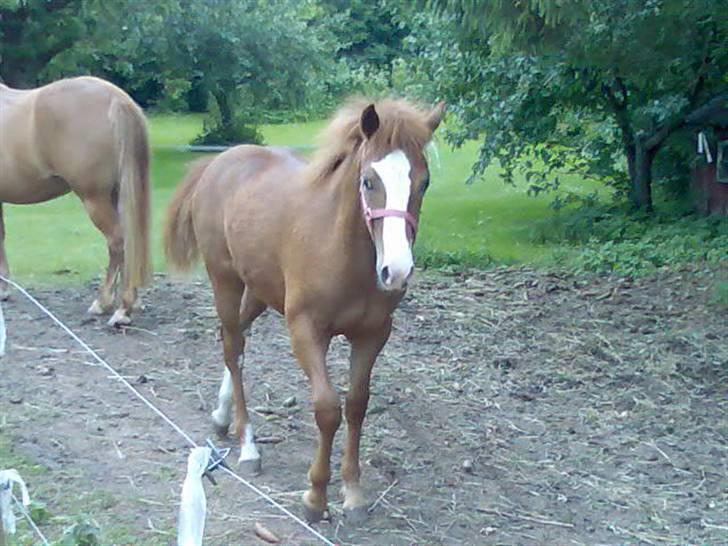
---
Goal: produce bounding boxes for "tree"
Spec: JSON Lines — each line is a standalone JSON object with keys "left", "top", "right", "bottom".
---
{"left": 429, "top": 0, "right": 728, "bottom": 211}
{"left": 319, "top": 0, "right": 410, "bottom": 77}
{"left": 0, "top": 0, "right": 88, "bottom": 86}
{"left": 0, "top": 0, "right": 174, "bottom": 105}
{"left": 165, "top": 0, "right": 337, "bottom": 143}
{"left": 1, "top": 0, "right": 341, "bottom": 139}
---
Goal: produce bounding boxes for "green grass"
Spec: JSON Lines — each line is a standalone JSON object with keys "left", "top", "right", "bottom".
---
{"left": 5, "top": 113, "right": 600, "bottom": 284}
{"left": 0, "top": 433, "right": 169, "bottom": 545}
{"left": 712, "top": 281, "right": 728, "bottom": 308}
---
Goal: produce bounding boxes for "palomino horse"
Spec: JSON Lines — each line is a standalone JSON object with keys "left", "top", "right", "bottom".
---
{"left": 0, "top": 76, "right": 151, "bottom": 325}
{"left": 165, "top": 98, "right": 444, "bottom": 522}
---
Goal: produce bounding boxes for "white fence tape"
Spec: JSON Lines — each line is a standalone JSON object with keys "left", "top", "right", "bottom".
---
{"left": 0, "top": 469, "right": 30, "bottom": 536}
{"left": 177, "top": 447, "right": 212, "bottom": 546}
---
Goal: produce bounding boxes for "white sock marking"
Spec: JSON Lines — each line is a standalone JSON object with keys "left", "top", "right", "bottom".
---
{"left": 211, "top": 368, "right": 233, "bottom": 427}
{"left": 238, "top": 423, "right": 260, "bottom": 462}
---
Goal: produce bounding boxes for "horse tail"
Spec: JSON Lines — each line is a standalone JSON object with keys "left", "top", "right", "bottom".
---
{"left": 109, "top": 97, "right": 152, "bottom": 289}
{"left": 164, "top": 157, "right": 213, "bottom": 272}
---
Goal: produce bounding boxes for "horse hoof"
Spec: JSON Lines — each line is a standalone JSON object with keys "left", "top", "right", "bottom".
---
{"left": 107, "top": 309, "right": 131, "bottom": 327}
{"left": 343, "top": 505, "right": 369, "bottom": 525}
{"left": 212, "top": 421, "right": 229, "bottom": 439}
{"left": 88, "top": 300, "right": 106, "bottom": 315}
{"left": 302, "top": 504, "right": 328, "bottom": 524}
{"left": 237, "top": 456, "right": 262, "bottom": 476}
{"left": 210, "top": 410, "right": 230, "bottom": 438}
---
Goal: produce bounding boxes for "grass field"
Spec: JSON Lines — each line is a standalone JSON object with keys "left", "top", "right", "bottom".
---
{"left": 4, "top": 114, "right": 601, "bottom": 284}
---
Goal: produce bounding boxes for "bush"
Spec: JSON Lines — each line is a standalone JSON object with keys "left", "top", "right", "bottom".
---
{"left": 545, "top": 207, "right": 728, "bottom": 277}
{"left": 192, "top": 120, "right": 263, "bottom": 146}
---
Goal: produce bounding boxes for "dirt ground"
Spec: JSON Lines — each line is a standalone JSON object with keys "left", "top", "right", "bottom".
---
{"left": 1, "top": 266, "right": 726, "bottom": 546}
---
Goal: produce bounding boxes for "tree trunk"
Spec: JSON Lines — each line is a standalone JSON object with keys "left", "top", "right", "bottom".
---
{"left": 630, "top": 140, "right": 655, "bottom": 212}
{"left": 212, "top": 87, "right": 233, "bottom": 128}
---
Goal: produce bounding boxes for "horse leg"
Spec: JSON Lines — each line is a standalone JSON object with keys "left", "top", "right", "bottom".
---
{"left": 211, "top": 289, "right": 266, "bottom": 438}
{"left": 210, "top": 272, "right": 261, "bottom": 474}
{"left": 111, "top": 282, "right": 137, "bottom": 327}
{"left": 288, "top": 316, "right": 338, "bottom": 522}
{"left": 341, "top": 320, "right": 392, "bottom": 524}
{"left": 0, "top": 204, "right": 9, "bottom": 300}
{"left": 82, "top": 195, "right": 123, "bottom": 317}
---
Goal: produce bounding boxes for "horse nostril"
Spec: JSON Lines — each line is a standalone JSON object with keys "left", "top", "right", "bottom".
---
{"left": 380, "top": 266, "right": 391, "bottom": 285}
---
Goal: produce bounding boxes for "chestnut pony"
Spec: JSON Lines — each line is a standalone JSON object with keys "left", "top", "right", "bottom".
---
{"left": 0, "top": 76, "right": 151, "bottom": 325}
{"left": 165, "top": 99, "right": 444, "bottom": 522}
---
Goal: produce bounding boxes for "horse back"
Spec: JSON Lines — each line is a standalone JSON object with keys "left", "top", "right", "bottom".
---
{"left": 0, "top": 77, "right": 143, "bottom": 201}
{"left": 191, "top": 145, "right": 306, "bottom": 311}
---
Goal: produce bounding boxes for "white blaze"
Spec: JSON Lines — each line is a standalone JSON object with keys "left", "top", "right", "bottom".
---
{"left": 371, "top": 149, "right": 413, "bottom": 288}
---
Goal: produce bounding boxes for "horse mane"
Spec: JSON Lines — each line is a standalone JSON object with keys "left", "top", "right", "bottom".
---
{"left": 305, "top": 97, "right": 435, "bottom": 185}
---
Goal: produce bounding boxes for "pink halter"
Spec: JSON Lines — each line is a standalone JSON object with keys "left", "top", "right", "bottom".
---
{"left": 360, "top": 187, "right": 419, "bottom": 241}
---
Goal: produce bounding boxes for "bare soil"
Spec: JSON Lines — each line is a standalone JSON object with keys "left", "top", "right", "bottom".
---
{"left": 1, "top": 266, "right": 726, "bottom": 546}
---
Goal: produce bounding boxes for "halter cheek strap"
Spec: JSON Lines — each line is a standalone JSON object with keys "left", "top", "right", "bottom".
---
{"left": 360, "top": 188, "right": 418, "bottom": 242}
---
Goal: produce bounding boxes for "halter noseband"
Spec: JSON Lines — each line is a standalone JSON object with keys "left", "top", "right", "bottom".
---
{"left": 360, "top": 187, "right": 418, "bottom": 242}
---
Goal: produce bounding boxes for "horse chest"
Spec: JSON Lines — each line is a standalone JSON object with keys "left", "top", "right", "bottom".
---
{"left": 328, "top": 289, "right": 400, "bottom": 336}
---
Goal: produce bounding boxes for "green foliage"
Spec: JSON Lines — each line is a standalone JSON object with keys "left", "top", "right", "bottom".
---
{"left": 28, "top": 500, "right": 52, "bottom": 525}
{"left": 0, "top": 0, "right": 87, "bottom": 86}
{"left": 193, "top": 112, "right": 264, "bottom": 146}
{"left": 56, "top": 517, "right": 101, "bottom": 546}
{"left": 318, "top": 0, "right": 410, "bottom": 71}
{"left": 426, "top": 0, "right": 728, "bottom": 211}
{"left": 711, "top": 282, "right": 728, "bottom": 308}
{"left": 546, "top": 208, "right": 728, "bottom": 276}
{"left": 164, "top": 0, "right": 338, "bottom": 143}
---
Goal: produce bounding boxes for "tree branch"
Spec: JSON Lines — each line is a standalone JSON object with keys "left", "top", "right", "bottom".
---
{"left": 646, "top": 93, "right": 728, "bottom": 150}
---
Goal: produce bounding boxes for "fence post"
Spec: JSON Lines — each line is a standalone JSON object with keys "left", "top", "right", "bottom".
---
{"left": 0, "top": 482, "right": 8, "bottom": 546}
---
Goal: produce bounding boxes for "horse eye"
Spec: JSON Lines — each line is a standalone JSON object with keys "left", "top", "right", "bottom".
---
{"left": 362, "top": 177, "right": 374, "bottom": 191}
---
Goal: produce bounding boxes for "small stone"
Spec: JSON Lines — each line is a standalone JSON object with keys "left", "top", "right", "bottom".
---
{"left": 38, "top": 365, "right": 54, "bottom": 377}
{"left": 137, "top": 374, "right": 149, "bottom": 384}
{"left": 9, "top": 395, "right": 23, "bottom": 404}
{"left": 462, "top": 459, "right": 474, "bottom": 473}
{"left": 282, "top": 396, "right": 297, "bottom": 408}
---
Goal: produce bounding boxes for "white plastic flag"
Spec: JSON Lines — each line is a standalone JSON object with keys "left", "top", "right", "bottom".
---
{"left": 177, "top": 447, "right": 212, "bottom": 546}
{"left": 0, "top": 469, "right": 30, "bottom": 535}
{"left": 698, "top": 132, "right": 713, "bottom": 163}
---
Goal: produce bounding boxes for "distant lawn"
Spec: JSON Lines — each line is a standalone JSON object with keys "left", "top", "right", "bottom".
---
{"left": 5, "top": 113, "right": 600, "bottom": 284}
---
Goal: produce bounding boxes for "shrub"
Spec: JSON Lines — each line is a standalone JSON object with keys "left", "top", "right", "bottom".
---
{"left": 546, "top": 208, "right": 728, "bottom": 277}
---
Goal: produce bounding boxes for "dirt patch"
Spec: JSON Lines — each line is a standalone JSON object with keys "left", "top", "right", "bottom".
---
{"left": 1, "top": 266, "right": 726, "bottom": 545}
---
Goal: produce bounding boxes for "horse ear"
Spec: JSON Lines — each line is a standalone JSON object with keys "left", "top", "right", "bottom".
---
{"left": 427, "top": 101, "right": 446, "bottom": 132}
{"left": 360, "top": 104, "right": 380, "bottom": 140}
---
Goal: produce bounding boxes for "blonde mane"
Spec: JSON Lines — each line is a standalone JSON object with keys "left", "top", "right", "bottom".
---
{"left": 305, "top": 98, "right": 435, "bottom": 185}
